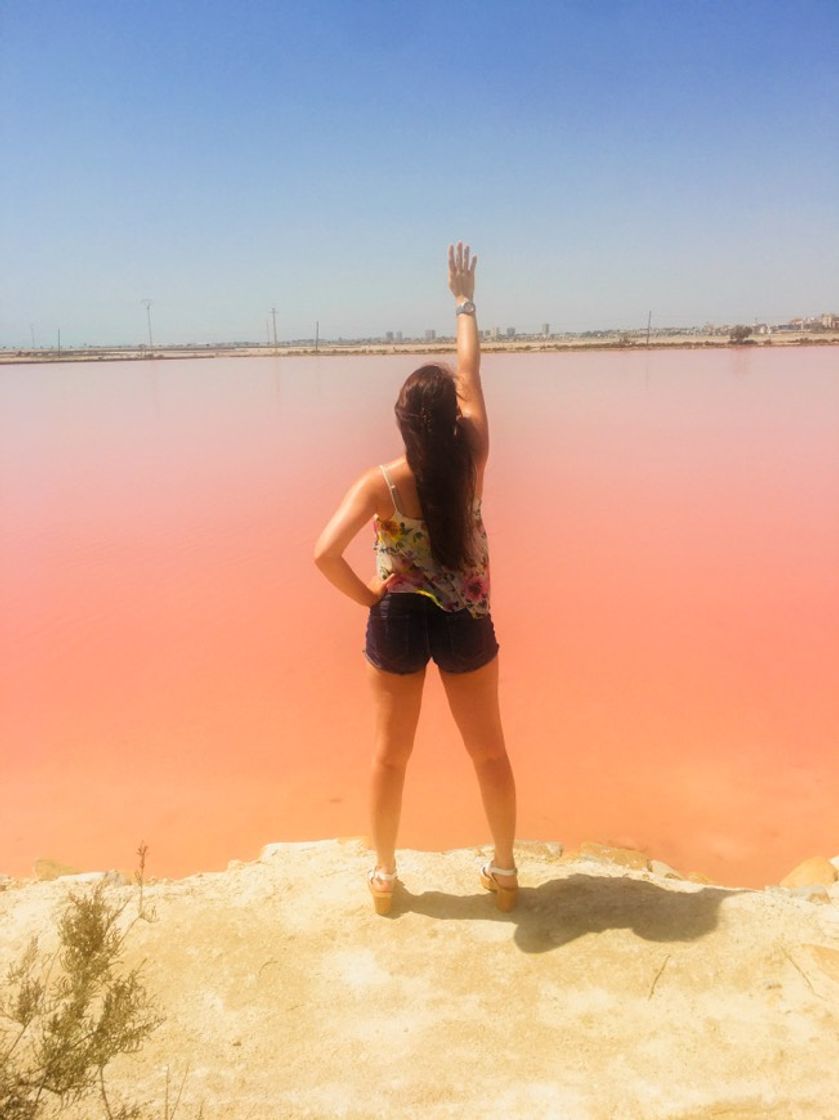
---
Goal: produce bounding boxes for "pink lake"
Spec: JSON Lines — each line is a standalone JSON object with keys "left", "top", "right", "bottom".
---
{"left": 1, "top": 348, "right": 837, "bottom": 889}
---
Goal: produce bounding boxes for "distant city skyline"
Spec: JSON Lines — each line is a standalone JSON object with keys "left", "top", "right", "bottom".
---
{"left": 2, "top": 1, "right": 837, "bottom": 349}
{"left": 5, "top": 304, "right": 837, "bottom": 355}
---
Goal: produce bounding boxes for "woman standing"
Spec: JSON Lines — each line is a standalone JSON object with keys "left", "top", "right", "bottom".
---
{"left": 314, "top": 242, "right": 518, "bottom": 915}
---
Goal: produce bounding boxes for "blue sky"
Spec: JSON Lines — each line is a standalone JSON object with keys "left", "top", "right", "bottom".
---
{"left": 1, "top": 0, "right": 837, "bottom": 346}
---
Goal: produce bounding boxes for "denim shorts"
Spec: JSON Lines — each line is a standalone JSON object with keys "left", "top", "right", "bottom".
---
{"left": 363, "top": 590, "right": 500, "bottom": 675}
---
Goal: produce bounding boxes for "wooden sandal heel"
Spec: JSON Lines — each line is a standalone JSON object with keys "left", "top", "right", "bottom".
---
{"left": 480, "top": 862, "right": 519, "bottom": 912}
{"left": 367, "top": 867, "right": 398, "bottom": 915}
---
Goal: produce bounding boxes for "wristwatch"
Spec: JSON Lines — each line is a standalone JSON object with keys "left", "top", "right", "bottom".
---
{"left": 456, "top": 300, "right": 476, "bottom": 316}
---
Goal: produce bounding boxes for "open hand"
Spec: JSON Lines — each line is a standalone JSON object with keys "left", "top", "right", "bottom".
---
{"left": 448, "top": 241, "right": 477, "bottom": 301}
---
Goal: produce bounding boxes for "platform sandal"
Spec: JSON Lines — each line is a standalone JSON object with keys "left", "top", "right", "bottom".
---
{"left": 367, "top": 866, "right": 398, "bottom": 915}
{"left": 480, "top": 862, "right": 519, "bottom": 912}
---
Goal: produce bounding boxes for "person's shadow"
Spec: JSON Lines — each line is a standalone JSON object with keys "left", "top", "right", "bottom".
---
{"left": 380, "top": 872, "right": 755, "bottom": 954}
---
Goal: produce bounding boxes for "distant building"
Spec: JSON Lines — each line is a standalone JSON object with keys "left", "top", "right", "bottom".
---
{"left": 395, "top": 330, "right": 403, "bottom": 342}
{"left": 425, "top": 329, "right": 436, "bottom": 341}
{"left": 385, "top": 331, "right": 394, "bottom": 342}
{"left": 506, "top": 327, "right": 516, "bottom": 338}
{"left": 491, "top": 327, "right": 500, "bottom": 340}
{"left": 542, "top": 323, "right": 550, "bottom": 336}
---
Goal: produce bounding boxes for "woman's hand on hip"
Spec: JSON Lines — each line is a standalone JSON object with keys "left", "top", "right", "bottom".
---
{"left": 448, "top": 241, "right": 476, "bottom": 301}
{"left": 367, "top": 572, "right": 399, "bottom": 605}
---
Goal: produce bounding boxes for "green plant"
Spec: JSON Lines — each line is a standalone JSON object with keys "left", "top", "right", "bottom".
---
{"left": 0, "top": 842, "right": 202, "bottom": 1119}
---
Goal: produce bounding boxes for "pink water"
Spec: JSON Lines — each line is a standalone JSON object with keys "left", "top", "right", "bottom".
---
{"left": 1, "top": 349, "right": 837, "bottom": 888}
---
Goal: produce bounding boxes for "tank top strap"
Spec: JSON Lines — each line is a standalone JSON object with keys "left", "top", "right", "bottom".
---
{"left": 378, "top": 464, "right": 403, "bottom": 517}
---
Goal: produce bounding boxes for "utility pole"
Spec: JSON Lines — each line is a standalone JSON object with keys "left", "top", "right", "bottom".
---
{"left": 271, "top": 306, "right": 278, "bottom": 352}
{"left": 30, "top": 324, "right": 36, "bottom": 349}
{"left": 141, "top": 299, "right": 153, "bottom": 348}
{"left": 646, "top": 309, "right": 652, "bottom": 347}
{"left": 315, "top": 320, "right": 319, "bottom": 352}
{"left": 57, "top": 328, "right": 61, "bottom": 355}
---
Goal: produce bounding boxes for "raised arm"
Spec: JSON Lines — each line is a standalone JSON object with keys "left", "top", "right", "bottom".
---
{"left": 448, "top": 241, "right": 488, "bottom": 465}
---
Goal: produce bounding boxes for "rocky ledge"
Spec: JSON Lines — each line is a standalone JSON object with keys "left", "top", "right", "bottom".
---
{"left": 2, "top": 838, "right": 839, "bottom": 1119}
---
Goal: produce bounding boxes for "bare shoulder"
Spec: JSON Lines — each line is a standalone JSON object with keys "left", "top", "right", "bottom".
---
{"left": 362, "top": 463, "right": 389, "bottom": 501}
{"left": 367, "top": 461, "right": 402, "bottom": 519}
{"left": 340, "top": 464, "right": 388, "bottom": 513}
{"left": 380, "top": 455, "right": 486, "bottom": 511}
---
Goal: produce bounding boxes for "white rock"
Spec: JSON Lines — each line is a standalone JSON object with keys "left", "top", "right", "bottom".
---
{"left": 649, "top": 859, "right": 683, "bottom": 880}
{"left": 817, "top": 909, "right": 839, "bottom": 935}
{"left": 260, "top": 840, "right": 337, "bottom": 861}
{"left": 786, "top": 883, "right": 831, "bottom": 901}
{"left": 55, "top": 871, "right": 114, "bottom": 884}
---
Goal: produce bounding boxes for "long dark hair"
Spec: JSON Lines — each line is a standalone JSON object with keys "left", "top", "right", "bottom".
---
{"left": 394, "top": 363, "right": 478, "bottom": 570}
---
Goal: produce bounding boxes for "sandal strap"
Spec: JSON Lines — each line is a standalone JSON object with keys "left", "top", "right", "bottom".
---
{"left": 483, "top": 862, "right": 518, "bottom": 877}
{"left": 369, "top": 867, "right": 397, "bottom": 882}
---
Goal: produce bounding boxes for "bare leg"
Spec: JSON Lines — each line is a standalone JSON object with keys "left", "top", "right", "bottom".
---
{"left": 439, "top": 653, "right": 517, "bottom": 876}
{"left": 365, "top": 660, "right": 426, "bottom": 890}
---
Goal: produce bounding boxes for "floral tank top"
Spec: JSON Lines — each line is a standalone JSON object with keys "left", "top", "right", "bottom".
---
{"left": 372, "top": 464, "right": 491, "bottom": 618}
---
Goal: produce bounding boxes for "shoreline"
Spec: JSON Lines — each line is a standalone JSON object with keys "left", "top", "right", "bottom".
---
{"left": 4, "top": 836, "right": 838, "bottom": 897}
{"left": 3, "top": 333, "right": 839, "bottom": 365}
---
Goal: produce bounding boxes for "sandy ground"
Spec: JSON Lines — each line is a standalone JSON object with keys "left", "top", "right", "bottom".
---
{"left": 3, "top": 838, "right": 839, "bottom": 1120}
